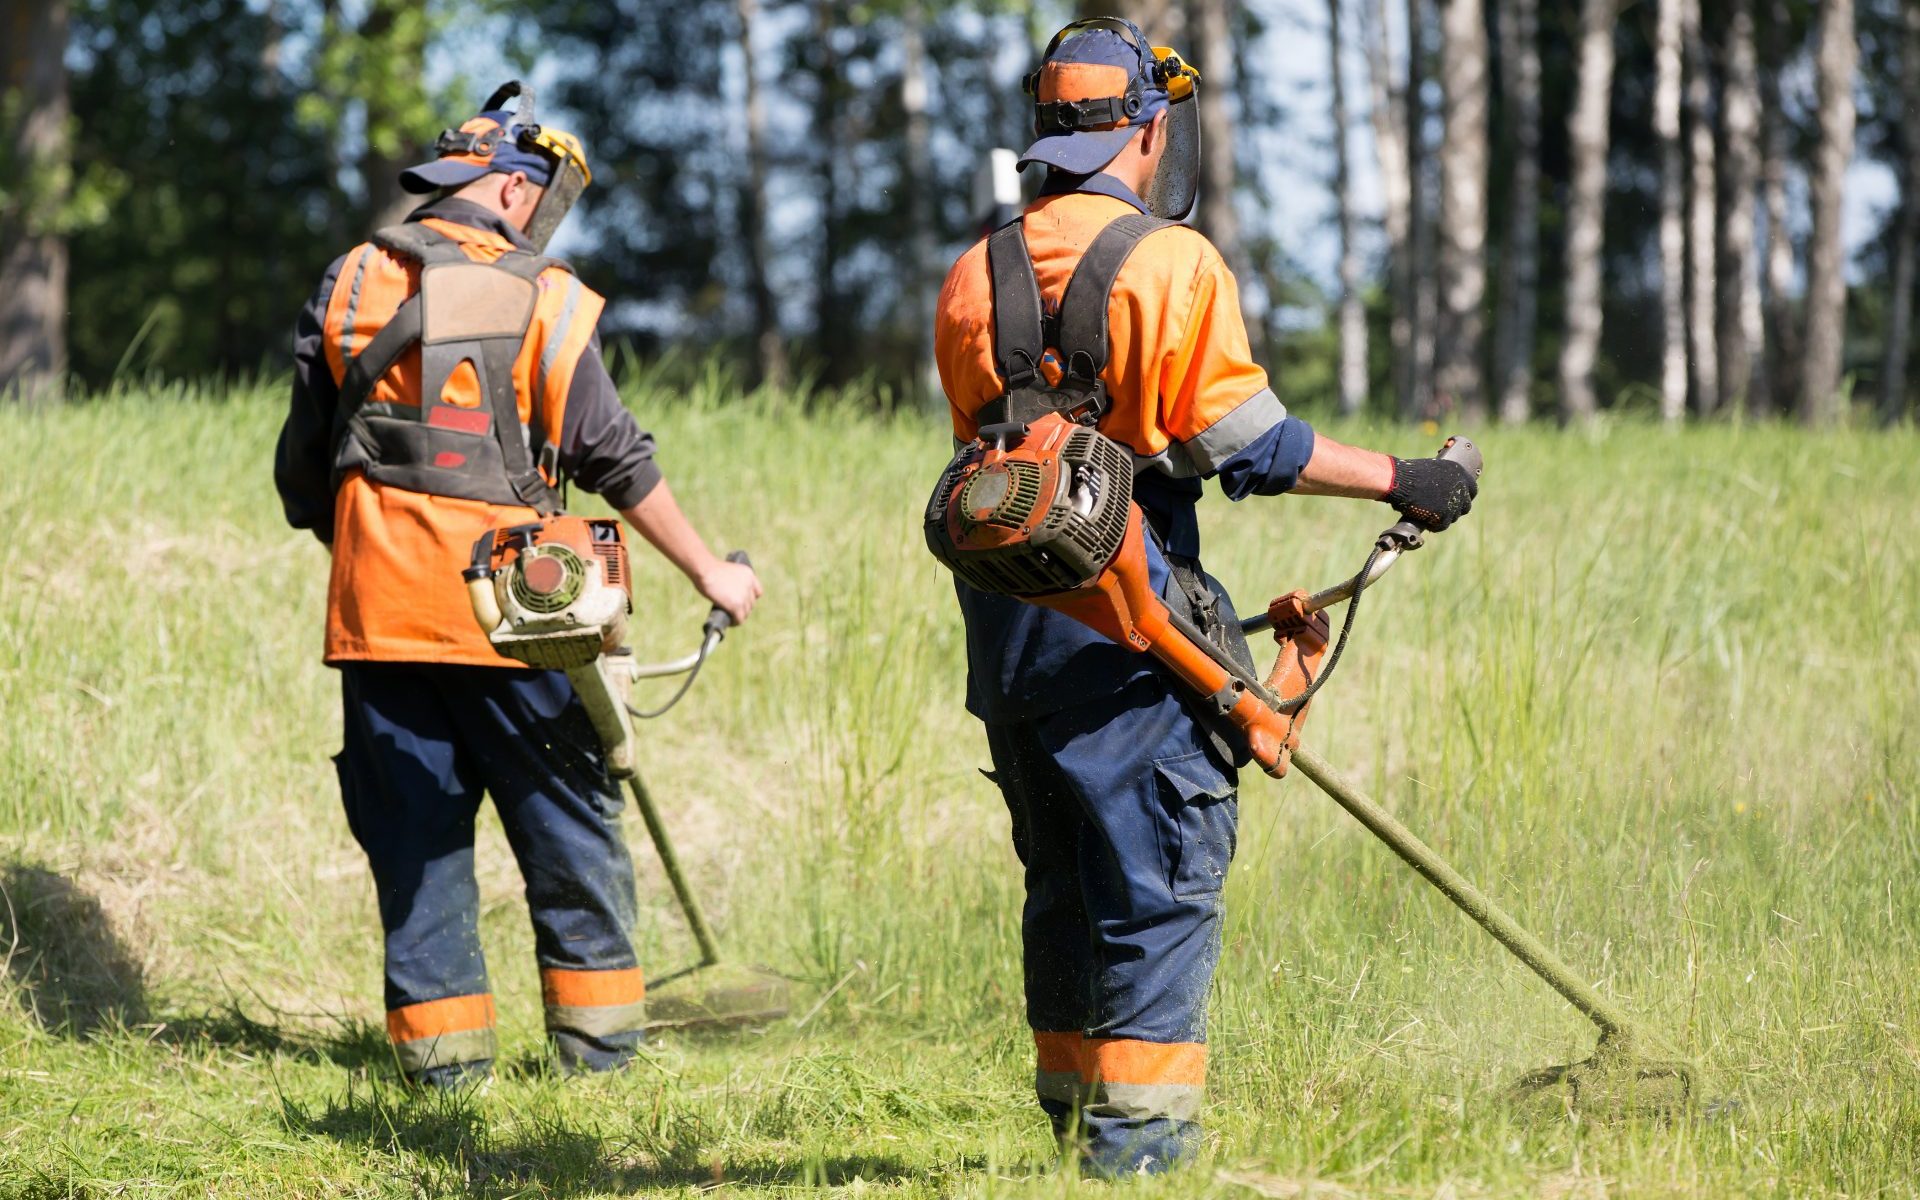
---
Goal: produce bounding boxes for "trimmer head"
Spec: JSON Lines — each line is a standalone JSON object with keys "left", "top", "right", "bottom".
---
{"left": 1509, "top": 1030, "right": 1698, "bottom": 1119}
{"left": 644, "top": 962, "right": 793, "bottom": 1033}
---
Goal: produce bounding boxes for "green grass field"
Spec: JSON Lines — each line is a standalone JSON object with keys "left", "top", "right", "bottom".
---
{"left": 1, "top": 375, "right": 1915, "bottom": 1198}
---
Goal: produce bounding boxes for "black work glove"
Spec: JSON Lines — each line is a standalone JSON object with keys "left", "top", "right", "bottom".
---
{"left": 1386, "top": 456, "right": 1477, "bottom": 532}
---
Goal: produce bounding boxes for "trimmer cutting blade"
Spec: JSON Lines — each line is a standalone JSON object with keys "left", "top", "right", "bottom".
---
{"left": 624, "top": 769, "right": 792, "bottom": 1034}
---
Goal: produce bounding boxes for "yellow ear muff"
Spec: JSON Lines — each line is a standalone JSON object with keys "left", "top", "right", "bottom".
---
{"left": 1152, "top": 47, "right": 1200, "bottom": 102}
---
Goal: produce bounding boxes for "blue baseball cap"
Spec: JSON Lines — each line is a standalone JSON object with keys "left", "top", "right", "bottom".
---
{"left": 1018, "top": 22, "right": 1170, "bottom": 176}
{"left": 399, "top": 110, "right": 559, "bottom": 195}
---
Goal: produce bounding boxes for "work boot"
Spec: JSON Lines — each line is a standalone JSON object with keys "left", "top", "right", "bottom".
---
{"left": 1074, "top": 1117, "right": 1201, "bottom": 1181}
{"left": 406, "top": 1059, "right": 493, "bottom": 1092}
{"left": 551, "top": 1028, "right": 646, "bottom": 1076}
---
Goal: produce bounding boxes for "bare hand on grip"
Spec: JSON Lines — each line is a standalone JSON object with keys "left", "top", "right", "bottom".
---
{"left": 1385, "top": 456, "right": 1478, "bottom": 532}
{"left": 696, "top": 554, "right": 763, "bottom": 627}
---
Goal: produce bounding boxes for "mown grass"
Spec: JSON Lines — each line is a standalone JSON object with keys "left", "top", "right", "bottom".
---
{"left": 0, "top": 371, "right": 1914, "bottom": 1198}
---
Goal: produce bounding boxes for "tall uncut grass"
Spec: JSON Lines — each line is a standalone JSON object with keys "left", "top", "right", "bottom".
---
{"left": 0, "top": 371, "right": 1914, "bottom": 1197}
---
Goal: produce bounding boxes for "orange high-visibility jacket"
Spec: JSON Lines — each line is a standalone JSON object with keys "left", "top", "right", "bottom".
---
{"left": 935, "top": 190, "right": 1285, "bottom": 481}
{"left": 306, "top": 212, "right": 606, "bottom": 666}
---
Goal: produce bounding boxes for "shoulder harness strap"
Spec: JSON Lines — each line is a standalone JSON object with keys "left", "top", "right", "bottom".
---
{"left": 1054, "top": 213, "right": 1171, "bottom": 390}
{"left": 986, "top": 219, "right": 1045, "bottom": 390}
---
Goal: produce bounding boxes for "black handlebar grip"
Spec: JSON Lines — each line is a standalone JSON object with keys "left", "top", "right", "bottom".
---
{"left": 1438, "top": 434, "right": 1484, "bottom": 480}
{"left": 702, "top": 550, "right": 753, "bottom": 640}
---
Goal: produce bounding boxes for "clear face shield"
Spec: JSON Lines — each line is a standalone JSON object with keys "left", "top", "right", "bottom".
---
{"left": 1142, "top": 48, "right": 1201, "bottom": 223}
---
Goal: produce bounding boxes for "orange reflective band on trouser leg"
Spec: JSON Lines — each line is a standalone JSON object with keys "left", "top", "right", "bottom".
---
{"left": 540, "top": 966, "right": 648, "bottom": 1040}
{"left": 1081, "top": 1038, "right": 1208, "bottom": 1123}
{"left": 1034, "top": 1030, "right": 1086, "bottom": 1105}
{"left": 386, "top": 993, "right": 498, "bottom": 1075}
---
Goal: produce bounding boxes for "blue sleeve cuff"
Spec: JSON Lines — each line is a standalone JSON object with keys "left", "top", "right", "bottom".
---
{"left": 1215, "top": 417, "right": 1316, "bottom": 500}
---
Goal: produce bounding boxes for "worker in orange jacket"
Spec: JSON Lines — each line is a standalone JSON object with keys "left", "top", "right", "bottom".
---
{"left": 275, "top": 85, "right": 761, "bottom": 1087}
{"left": 934, "top": 20, "right": 1476, "bottom": 1176}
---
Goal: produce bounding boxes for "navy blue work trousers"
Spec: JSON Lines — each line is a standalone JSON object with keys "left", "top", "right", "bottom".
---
{"left": 335, "top": 662, "right": 647, "bottom": 1081}
{"left": 984, "top": 678, "right": 1239, "bottom": 1177}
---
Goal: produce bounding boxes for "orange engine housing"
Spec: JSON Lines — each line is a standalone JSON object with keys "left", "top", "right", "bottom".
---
{"left": 923, "top": 414, "right": 1138, "bottom": 597}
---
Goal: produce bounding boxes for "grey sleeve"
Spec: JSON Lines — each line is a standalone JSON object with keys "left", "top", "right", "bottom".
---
{"left": 558, "top": 334, "right": 663, "bottom": 510}
{"left": 273, "top": 256, "right": 347, "bottom": 542}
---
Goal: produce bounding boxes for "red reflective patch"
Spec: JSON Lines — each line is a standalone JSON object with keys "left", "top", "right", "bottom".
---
{"left": 428, "top": 405, "right": 491, "bottom": 435}
{"left": 434, "top": 451, "right": 467, "bottom": 469}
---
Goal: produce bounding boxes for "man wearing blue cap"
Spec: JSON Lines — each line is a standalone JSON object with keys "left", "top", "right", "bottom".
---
{"left": 934, "top": 17, "right": 1477, "bottom": 1179}
{"left": 275, "top": 84, "right": 762, "bottom": 1087}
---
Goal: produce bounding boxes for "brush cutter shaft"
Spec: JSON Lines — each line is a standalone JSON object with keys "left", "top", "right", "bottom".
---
{"left": 626, "top": 771, "right": 723, "bottom": 968}
{"left": 1288, "top": 744, "right": 1642, "bottom": 1039}
{"left": 1241, "top": 546, "right": 1406, "bottom": 635}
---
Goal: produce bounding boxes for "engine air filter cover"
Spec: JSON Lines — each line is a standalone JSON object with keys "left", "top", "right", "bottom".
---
{"left": 924, "top": 414, "right": 1135, "bottom": 597}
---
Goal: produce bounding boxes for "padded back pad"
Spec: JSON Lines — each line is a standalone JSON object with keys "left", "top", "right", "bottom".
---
{"left": 420, "top": 263, "right": 538, "bottom": 343}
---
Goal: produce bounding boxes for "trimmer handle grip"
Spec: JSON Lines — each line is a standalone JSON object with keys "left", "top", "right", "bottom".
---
{"left": 1382, "top": 435, "right": 1484, "bottom": 548}
{"left": 701, "top": 550, "right": 753, "bottom": 641}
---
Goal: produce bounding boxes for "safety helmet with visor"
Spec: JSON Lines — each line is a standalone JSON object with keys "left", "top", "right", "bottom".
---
{"left": 398, "top": 81, "right": 592, "bottom": 252}
{"left": 1018, "top": 17, "right": 1202, "bottom": 221}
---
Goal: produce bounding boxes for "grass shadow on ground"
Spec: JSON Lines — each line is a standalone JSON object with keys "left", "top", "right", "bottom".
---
{"left": 284, "top": 1080, "right": 918, "bottom": 1196}
{"left": 0, "top": 863, "right": 148, "bottom": 1035}
{"left": 149, "top": 1006, "right": 395, "bottom": 1071}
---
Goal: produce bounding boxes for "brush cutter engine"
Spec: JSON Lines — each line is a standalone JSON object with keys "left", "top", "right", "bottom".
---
{"left": 466, "top": 517, "right": 640, "bottom": 775}
{"left": 925, "top": 415, "right": 1136, "bottom": 596}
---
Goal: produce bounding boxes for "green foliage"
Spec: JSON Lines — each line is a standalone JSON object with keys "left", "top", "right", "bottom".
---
{"left": 0, "top": 91, "right": 124, "bottom": 240}
{"left": 0, "top": 383, "right": 1915, "bottom": 1194}
{"left": 63, "top": 0, "right": 337, "bottom": 383}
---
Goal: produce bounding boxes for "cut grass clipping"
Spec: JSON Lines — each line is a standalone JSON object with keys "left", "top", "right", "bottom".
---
{"left": 0, "top": 374, "right": 1915, "bottom": 1197}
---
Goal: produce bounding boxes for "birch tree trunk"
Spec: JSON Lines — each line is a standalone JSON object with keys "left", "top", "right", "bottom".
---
{"left": 1800, "top": 0, "right": 1856, "bottom": 424}
{"left": 1191, "top": 0, "right": 1249, "bottom": 292}
{"left": 1756, "top": 0, "right": 1796, "bottom": 416}
{"left": 812, "top": 0, "right": 848, "bottom": 380}
{"left": 1328, "top": 0, "right": 1367, "bottom": 414}
{"left": 1493, "top": 0, "right": 1539, "bottom": 424}
{"left": 1557, "top": 0, "right": 1616, "bottom": 424}
{"left": 1718, "top": 0, "right": 1763, "bottom": 415}
{"left": 901, "top": 0, "right": 936, "bottom": 404}
{"left": 1682, "top": 0, "right": 1718, "bottom": 416}
{"left": 0, "top": 0, "right": 70, "bottom": 398}
{"left": 737, "top": 0, "right": 787, "bottom": 389}
{"left": 1436, "top": 0, "right": 1488, "bottom": 420}
{"left": 1364, "top": 0, "right": 1414, "bottom": 420}
{"left": 1407, "top": 0, "right": 1438, "bottom": 420}
{"left": 1654, "top": 0, "right": 1687, "bottom": 422}
{"left": 1879, "top": 0, "right": 1920, "bottom": 424}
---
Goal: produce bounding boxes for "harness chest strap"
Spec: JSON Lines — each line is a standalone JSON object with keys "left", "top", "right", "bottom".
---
{"left": 980, "top": 212, "right": 1171, "bottom": 428}
{"left": 333, "top": 222, "right": 568, "bottom": 515}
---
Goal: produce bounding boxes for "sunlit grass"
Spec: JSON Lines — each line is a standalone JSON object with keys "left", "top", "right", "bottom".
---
{"left": 0, "top": 373, "right": 1914, "bottom": 1197}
